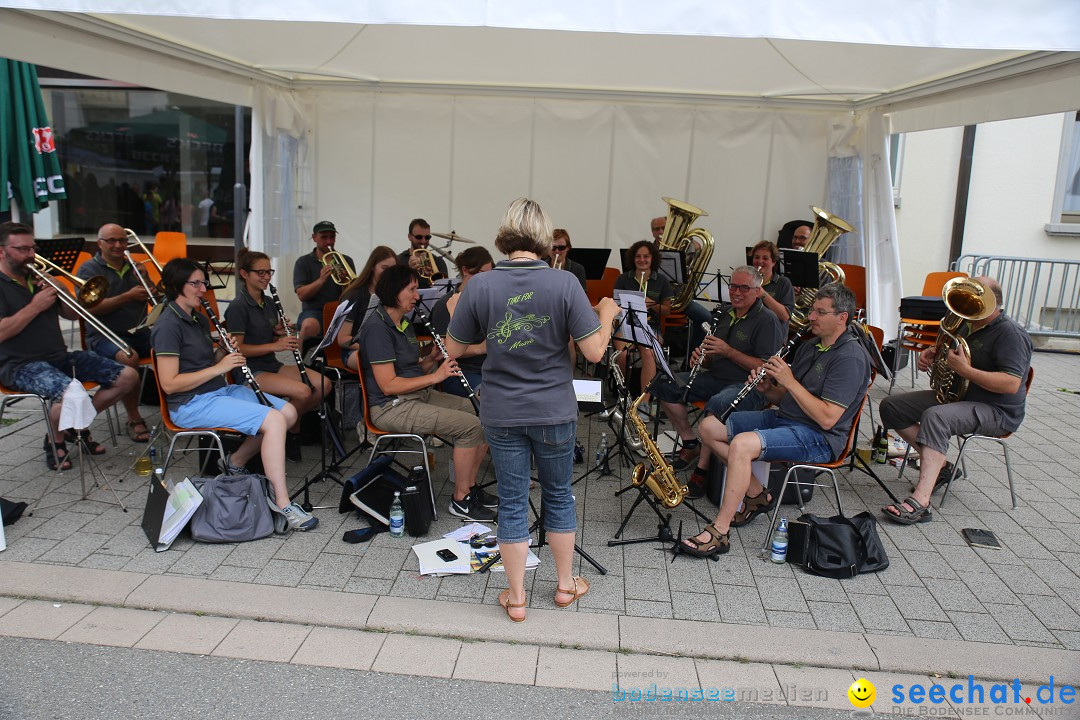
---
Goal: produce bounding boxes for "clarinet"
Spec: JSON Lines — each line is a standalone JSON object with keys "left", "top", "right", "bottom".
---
{"left": 680, "top": 311, "right": 724, "bottom": 403}
{"left": 412, "top": 306, "right": 480, "bottom": 414}
{"left": 267, "top": 283, "right": 314, "bottom": 389}
{"left": 199, "top": 299, "right": 272, "bottom": 406}
{"left": 717, "top": 331, "right": 809, "bottom": 423}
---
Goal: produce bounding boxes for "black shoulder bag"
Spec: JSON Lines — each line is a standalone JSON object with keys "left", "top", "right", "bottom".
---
{"left": 787, "top": 511, "right": 890, "bottom": 579}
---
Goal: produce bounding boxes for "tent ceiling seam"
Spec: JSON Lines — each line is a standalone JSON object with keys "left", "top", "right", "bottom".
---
{"left": 764, "top": 38, "right": 835, "bottom": 97}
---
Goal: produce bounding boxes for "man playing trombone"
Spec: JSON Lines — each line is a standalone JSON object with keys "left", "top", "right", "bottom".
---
{"left": 0, "top": 222, "right": 139, "bottom": 469}
{"left": 293, "top": 220, "right": 355, "bottom": 344}
{"left": 77, "top": 223, "right": 154, "bottom": 443}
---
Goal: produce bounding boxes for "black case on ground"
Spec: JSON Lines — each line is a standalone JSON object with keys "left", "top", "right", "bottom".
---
{"left": 339, "top": 456, "right": 433, "bottom": 537}
{"left": 705, "top": 462, "right": 813, "bottom": 506}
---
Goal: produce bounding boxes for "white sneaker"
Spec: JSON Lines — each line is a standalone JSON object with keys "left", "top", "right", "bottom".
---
{"left": 280, "top": 502, "right": 319, "bottom": 531}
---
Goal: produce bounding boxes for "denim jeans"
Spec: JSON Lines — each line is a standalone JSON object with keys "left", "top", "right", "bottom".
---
{"left": 484, "top": 421, "right": 577, "bottom": 544}
{"left": 727, "top": 409, "right": 832, "bottom": 463}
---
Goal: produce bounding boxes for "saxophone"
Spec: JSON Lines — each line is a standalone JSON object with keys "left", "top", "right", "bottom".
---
{"left": 626, "top": 391, "right": 688, "bottom": 509}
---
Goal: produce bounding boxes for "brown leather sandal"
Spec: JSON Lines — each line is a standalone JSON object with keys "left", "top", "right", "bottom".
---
{"left": 126, "top": 419, "right": 151, "bottom": 443}
{"left": 554, "top": 576, "right": 589, "bottom": 608}
{"left": 498, "top": 589, "right": 527, "bottom": 623}
{"left": 681, "top": 524, "right": 730, "bottom": 558}
{"left": 730, "top": 490, "right": 773, "bottom": 528}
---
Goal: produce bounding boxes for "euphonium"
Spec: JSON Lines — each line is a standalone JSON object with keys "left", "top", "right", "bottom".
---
{"left": 320, "top": 251, "right": 356, "bottom": 285}
{"left": 929, "top": 277, "right": 997, "bottom": 404}
{"left": 626, "top": 391, "right": 688, "bottom": 509}
{"left": 657, "top": 197, "right": 714, "bottom": 312}
{"left": 411, "top": 247, "right": 443, "bottom": 283}
{"left": 787, "top": 206, "right": 854, "bottom": 334}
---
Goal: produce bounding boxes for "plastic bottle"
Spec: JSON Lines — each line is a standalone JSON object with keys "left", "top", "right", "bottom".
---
{"left": 875, "top": 429, "right": 889, "bottom": 464}
{"left": 596, "top": 432, "right": 608, "bottom": 467}
{"left": 389, "top": 491, "right": 405, "bottom": 538}
{"left": 135, "top": 446, "right": 154, "bottom": 477}
{"left": 770, "top": 518, "right": 789, "bottom": 564}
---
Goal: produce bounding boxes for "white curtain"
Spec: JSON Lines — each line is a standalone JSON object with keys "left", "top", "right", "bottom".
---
{"left": 251, "top": 85, "right": 313, "bottom": 258}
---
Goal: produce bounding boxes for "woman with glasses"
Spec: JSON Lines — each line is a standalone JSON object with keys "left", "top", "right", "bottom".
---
{"left": 152, "top": 258, "right": 318, "bottom": 531}
{"left": 429, "top": 246, "right": 494, "bottom": 400}
{"left": 224, "top": 248, "right": 331, "bottom": 461}
{"left": 447, "top": 198, "right": 620, "bottom": 623}
{"left": 613, "top": 240, "right": 674, "bottom": 415}
{"left": 336, "top": 245, "right": 398, "bottom": 371}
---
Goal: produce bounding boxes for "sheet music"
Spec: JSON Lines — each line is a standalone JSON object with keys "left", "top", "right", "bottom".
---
{"left": 614, "top": 291, "right": 649, "bottom": 345}
{"left": 413, "top": 286, "right": 448, "bottom": 319}
{"left": 573, "top": 379, "right": 603, "bottom": 403}
{"left": 315, "top": 299, "right": 354, "bottom": 353}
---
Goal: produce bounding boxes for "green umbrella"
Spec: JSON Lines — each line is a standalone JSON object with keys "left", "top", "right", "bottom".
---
{"left": 1, "top": 59, "right": 66, "bottom": 215}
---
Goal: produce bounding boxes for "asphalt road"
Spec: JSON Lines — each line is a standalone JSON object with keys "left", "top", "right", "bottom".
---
{"left": 0, "top": 636, "right": 857, "bottom": 720}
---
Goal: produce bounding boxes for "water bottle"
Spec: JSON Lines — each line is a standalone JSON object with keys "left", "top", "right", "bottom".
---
{"left": 389, "top": 491, "right": 405, "bottom": 538}
{"left": 596, "top": 432, "right": 608, "bottom": 466}
{"left": 135, "top": 446, "right": 154, "bottom": 477}
{"left": 770, "top": 518, "right": 789, "bottom": 564}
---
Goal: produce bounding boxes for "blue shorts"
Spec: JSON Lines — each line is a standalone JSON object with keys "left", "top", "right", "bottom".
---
{"left": 297, "top": 309, "right": 323, "bottom": 332}
{"left": 727, "top": 409, "right": 832, "bottom": 464}
{"left": 89, "top": 329, "right": 152, "bottom": 362}
{"left": 9, "top": 352, "right": 125, "bottom": 402}
{"left": 172, "top": 385, "right": 289, "bottom": 436}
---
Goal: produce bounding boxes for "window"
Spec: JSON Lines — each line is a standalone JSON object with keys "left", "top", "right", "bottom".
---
{"left": 1048, "top": 111, "right": 1080, "bottom": 235}
{"left": 38, "top": 66, "right": 250, "bottom": 240}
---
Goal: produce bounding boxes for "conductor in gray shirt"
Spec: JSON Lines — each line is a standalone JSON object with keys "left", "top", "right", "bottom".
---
{"left": 448, "top": 198, "right": 620, "bottom": 623}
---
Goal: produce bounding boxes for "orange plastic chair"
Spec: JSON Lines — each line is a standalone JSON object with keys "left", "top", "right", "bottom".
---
{"left": 890, "top": 271, "right": 969, "bottom": 392}
{"left": 837, "top": 263, "right": 866, "bottom": 311}
{"left": 586, "top": 267, "right": 620, "bottom": 306}
{"left": 152, "top": 231, "right": 187, "bottom": 266}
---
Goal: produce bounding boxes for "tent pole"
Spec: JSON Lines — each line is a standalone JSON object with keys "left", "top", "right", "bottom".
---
{"left": 233, "top": 104, "right": 247, "bottom": 267}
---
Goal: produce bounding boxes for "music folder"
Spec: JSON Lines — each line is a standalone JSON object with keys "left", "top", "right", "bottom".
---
{"left": 141, "top": 476, "right": 203, "bottom": 552}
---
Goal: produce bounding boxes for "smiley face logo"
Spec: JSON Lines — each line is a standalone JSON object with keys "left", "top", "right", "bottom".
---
{"left": 848, "top": 678, "right": 876, "bottom": 708}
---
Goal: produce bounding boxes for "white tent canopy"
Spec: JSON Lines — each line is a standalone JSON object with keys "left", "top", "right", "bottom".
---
{"left": 3, "top": 2, "right": 1079, "bottom": 334}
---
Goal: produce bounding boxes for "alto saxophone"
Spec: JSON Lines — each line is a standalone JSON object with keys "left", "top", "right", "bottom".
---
{"left": 626, "top": 391, "right": 688, "bottom": 509}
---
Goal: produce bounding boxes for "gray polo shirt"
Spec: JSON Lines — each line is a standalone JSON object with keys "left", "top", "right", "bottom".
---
{"left": 76, "top": 253, "right": 148, "bottom": 342}
{"left": 706, "top": 298, "right": 784, "bottom": 386}
{"left": 614, "top": 270, "right": 674, "bottom": 324}
{"left": 152, "top": 301, "right": 227, "bottom": 412}
{"left": 762, "top": 275, "right": 796, "bottom": 320}
{"left": 778, "top": 327, "right": 871, "bottom": 458}
{"left": 357, "top": 305, "right": 424, "bottom": 409}
{"left": 224, "top": 286, "right": 284, "bottom": 375}
{"left": 0, "top": 271, "right": 67, "bottom": 386}
{"left": 449, "top": 259, "right": 601, "bottom": 427}
{"left": 430, "top": 293, "right": 484, "bottom": 375}
{"left": 293, "top": 250, "right": 355, "bottom": 314}
{"left": 959, "top": 313, "right": 1032, "bottom": 432}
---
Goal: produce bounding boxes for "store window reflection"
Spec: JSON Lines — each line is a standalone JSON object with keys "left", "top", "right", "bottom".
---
{"left": 39, "top": 67, "right": 250, "bottom": 240}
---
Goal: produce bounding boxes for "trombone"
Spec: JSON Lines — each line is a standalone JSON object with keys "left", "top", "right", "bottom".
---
{"left": 28, "top": 259, "right": 135, "bottom": 358}
{"left": 123, "top": 228, "right": 166, "bottom": 330}
{"left": 33, "top": 255, "right": 109, "bottom": 309}
{"left": 321, "top": 251, "right": 356, "bottom": 285}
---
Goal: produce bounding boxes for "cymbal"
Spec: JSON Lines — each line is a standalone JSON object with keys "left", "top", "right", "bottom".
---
{"left": 432, "top": 231, "right": 474, "bottom": 244}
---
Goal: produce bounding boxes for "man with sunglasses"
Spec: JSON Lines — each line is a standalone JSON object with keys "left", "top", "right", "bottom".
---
{"left": 550, "top": 229, "right": 586, "bottom": 290}
{"left": 680, "top": 283, "right": 870, "bottom": 558}
{"left": 76, "top": 222, "right": 154, "bottom": 443}
{"left": 293, "top": 220, "right": 355, "bottom": 343}
{"left": 399, "top": 218, "right": 448, "bottom": 289}
{"left": 651, "top": 266, "right": 783, "bottom": 497}
{"left": 0, "top": 222, "right": 139, "bottom": 470}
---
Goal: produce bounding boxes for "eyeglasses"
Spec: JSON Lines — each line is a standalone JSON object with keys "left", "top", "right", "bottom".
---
{"left": 98, "top": 237, "right": 127, "bottom": 244}
{"left": 552, "top": 245, "right": 568, "bottom": 252}
{"left": 186, "top": 280, "right": 210, "bottom": 289}
{"left": 411, "top": 234, "right": 432, "bottom": 241}
{"left": 468, "top": 535, "right": 498, "bottom": 549}
{"left": 808, "top": 307, "right": 842, "bottom": 316}
{"left": 4, "top": 244, "right": 36, "bottom": 253}
{"left": 249, "top": 269, "right": 275, "bottom": 278}
{"left": 729, "top": 284, "right": 758, "bottom": 293}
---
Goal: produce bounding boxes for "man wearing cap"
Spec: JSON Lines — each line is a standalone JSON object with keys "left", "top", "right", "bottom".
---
{"left": 398, "top": 218, "right": 448, "bottom": 290}
{"left": 293, "top": 220, "right": 355, "bottom": 342}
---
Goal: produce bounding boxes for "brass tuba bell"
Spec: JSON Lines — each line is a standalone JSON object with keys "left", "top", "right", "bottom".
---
{"left": 656, "top": 197, "right": 714, "bottom": 312}
{"left": 787, "top": 206, "right": 854, "bottom": 334}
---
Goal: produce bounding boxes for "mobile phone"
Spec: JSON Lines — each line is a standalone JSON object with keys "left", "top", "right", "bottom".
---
{"left": 436, "top": 548, "right": 459, "bottom": 562}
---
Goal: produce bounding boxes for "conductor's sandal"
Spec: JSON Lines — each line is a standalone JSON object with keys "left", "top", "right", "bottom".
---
{"left": 498, "top": 589, "right": 527, "bottom": 623}
{"left": 681, "top": 524, "right": 730, "bottom": 557}
{"left": 554, "top": 576, "right": 589, "bottom": 608}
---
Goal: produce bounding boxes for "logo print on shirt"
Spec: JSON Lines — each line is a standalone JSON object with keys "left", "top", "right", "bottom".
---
{"left": 488, "top": 311, "right": 551, "bottom": 346}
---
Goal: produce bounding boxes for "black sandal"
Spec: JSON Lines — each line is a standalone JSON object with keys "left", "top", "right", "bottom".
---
{"left": 882, "top": 496, "right": 932, "bottom": 525}
{"left": 681, "top": 523, "right": 730, "bottom": 557}
{"left": 66, "top": 429, "right": 107, "bottom": 455}
{"left": 731, "top": 490, "right": 774, "bottom": 528}
{"left": 43, "top": 435, "right": 72, "bottom": 471}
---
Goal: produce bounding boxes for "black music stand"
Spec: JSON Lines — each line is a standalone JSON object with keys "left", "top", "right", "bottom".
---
{"left": 570, "top": 248, "right": 613, "bottom": 281}
{"left": 36, "top": 237, "right": 85, "bottom": 272}
{"left": 779, "top": 249, "right": 819, "bottom": 288}
{"left": 290, "top": 353, "right": 358, "bottom": 511}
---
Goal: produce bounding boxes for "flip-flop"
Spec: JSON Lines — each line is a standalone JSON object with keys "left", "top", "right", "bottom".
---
{"left": 498, "top": 589, "right": 526, "bottom": 623}
{"left": 882, "top": 496, "right": 932, "bottom": 525}
{"left": 554, "top": 576, "right": 590, "bottom": 608}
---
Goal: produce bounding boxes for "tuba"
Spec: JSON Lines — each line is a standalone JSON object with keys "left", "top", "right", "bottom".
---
{"left": 787, "top": 206, "right": 855, "bottom": 334}
{"left": 626, "top": 391, "right": 688, "bottom": 509}
{"left": 656, "top": 197, "right": 714, "bottom": 312}
{"left": 320, "top": 251, "right": 356, "bottom": 285}
{"left": 929, "top": 277, "right": 997, "bottom": 404}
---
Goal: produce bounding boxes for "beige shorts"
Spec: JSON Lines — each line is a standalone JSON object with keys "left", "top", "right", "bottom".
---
{"left": 368, "top": 388, "right": 484, "bottom": 448}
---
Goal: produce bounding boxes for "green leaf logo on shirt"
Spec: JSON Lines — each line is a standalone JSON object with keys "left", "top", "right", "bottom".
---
{"left": 487, "top": 311, "right": 551, "bottom": 346}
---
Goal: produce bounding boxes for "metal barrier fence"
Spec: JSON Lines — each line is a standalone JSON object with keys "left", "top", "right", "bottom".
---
{"left": 953, "top": 254, "right": 1080, "bottom": 338}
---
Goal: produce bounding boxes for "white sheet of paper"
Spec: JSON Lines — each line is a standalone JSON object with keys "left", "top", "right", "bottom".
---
{"left": 412, "top": 538, "right": 472, "bottom": 575}
{"left": 443, "top": 523, "right": 492, "bottom": 542}
{"left": 573, "top": 379, "right": 603, "bottom": 403}
{"left": 614, "top": 291, "right": 649, "bottom": 344}
{"left": 159, "top": 478, "right": 203, "bottom": 546}
{"left": 315, "top": 299, "right": 354, "bottom": 353}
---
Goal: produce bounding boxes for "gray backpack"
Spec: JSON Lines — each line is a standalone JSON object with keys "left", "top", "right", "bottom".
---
{"left": 189, "top": 474, "right": 277, "bottom": 543}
